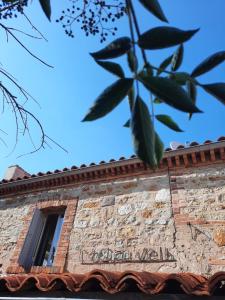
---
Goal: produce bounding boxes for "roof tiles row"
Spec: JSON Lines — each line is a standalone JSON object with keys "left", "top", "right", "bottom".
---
{"left": 1, "top": 136, "right": 225, "bottom": 185}
{"left": 1, "top": 270, "right": 225, "bottom": 296}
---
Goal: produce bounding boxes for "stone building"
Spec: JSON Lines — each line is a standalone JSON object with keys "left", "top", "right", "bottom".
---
{"left": 0, "top": 137, "right": 225, "bottom": 299}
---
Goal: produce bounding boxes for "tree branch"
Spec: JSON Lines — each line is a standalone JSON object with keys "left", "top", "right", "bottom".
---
{"left": 0, "top": 23, "right": 53, "bottom": 68}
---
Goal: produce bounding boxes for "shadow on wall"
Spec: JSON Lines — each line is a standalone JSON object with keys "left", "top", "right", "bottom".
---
{"left": 0, "top": 293, "right": 223, "bottom": 299}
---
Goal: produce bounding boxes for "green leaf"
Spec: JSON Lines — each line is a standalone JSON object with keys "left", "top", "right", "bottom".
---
{"left": 138, "top": 75, "right": 202, "bottom": 113}
{"left": 169, "top": 72, "right": 190, "bottom": 85}
{"left": 155, "top": 132, "right": 164, "bottom": 164}
{"left": 156, "top": 114, "right": 183, "bottom": 132}
{"left": 131, "top": 96, "right": 157, "bottom": 168}
{"left": 95, "top": 60, "right": 124, "bottom": 78}
{"left": 127, "top": 50, "right": 138, "bottom": 72}
{"left": 90, "top": 37, "right": 131, "bottom": 60}
{"left": 186, "top": 80, "right": 197, "bottom": 120}
{"left": 138, "top": 26, "right": 199, "bottom": 50}
{"left": 128, "top": 86, "right": 135, "bottom": 109}
{"left": 39, "top": 0, "right": 51, "bottom": 21}
{"left": 139, "top": 0, "right": 168, "bottom": 23}
{"left": 145, "top": 63, "right": 154, "bottom": 76}
{"left": 138, "top": 68, "right": 154, "bottom": 81}
{"left": 171, "top": 44, "right": 184, "bottom": 71}
{"left": 157, "top": 55, "right": 173, "bottom": 75}
{"left": 138, "top": 63, "right": 154, "bottom": 79}
{"left": 153, "top": 97, "right": 163, "bottom": 104}
{"left": 191, "top": 51, "right": 225, "bottom": 77}
{"left": 82, "top": 78, "right": 133, "bottom": 121}
{"left": 123, "top": 119, "right": 130, "bottom": 128}
{"left": 201, "top": 83, "right": 225, "bottom": 105}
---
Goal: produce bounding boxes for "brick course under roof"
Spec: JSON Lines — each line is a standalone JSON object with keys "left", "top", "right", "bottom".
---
{"left": 0, "top": 137, "right": 225, "bottom": 197}
{"left": 1, "top": 270, "right": 225, "bottom": 296}
{"left": 0, "top": 136, "right": 225, "bottom": 185}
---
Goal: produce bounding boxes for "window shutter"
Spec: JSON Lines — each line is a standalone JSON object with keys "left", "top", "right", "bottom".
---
{"left": 18, "top": 208, "right": 45, "bottom": 271}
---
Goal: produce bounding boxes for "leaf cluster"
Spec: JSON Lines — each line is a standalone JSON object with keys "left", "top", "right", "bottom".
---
{"left": 0, "top": 0, "right": 28, "bottom": 19}
{"left": 56, "top": 0, "right": 125, "bottom": 40}
{"left": 80, "top": 0, "right": 225, "bottom": 168}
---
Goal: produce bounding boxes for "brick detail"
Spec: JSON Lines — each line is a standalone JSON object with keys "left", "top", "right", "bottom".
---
{"left": 220, "top": 147, "right": 225, "bottom": 160}
{"left": 210, "top": 149, "right": 216, "bottom": 161}
{"left": 6, "top": 198, "right": 77, "bottom": 274}
{"left": 170, "top": 173, "right": 182, "bottom": 219}
{"left": 169, "top": 170, "right": 208, "bottom": 226}
{"left": 209, "top": 259, "right": 225, "bottom": 265}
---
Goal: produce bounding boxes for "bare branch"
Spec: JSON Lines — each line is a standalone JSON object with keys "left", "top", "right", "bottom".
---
{"left": 0, "top": 23, "right": 53, "bottom": 68}
{"left": 23, "top": 12, "right": 48, "bottom": 42}
{"left": 7, "top": 27, "right": 42, "bottom": 40}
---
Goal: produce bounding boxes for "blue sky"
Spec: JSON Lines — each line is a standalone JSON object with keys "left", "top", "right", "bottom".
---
{"left": 0, "top": 0, "right": 224, "bottom": 177}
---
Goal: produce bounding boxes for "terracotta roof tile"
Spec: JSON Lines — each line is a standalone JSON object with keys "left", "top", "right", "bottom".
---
{"left": 80, "top": 164, "right": 87, "bottom": 168}
{"left": 204, "top": 140, "right": 213, "bottom": 144}
{"left": 0, "top": 137, "right": 224, "bottom": 189}
{"left": 218, "top": 136, "right": 225, "bottom": 141}
{"left": 119, "top": 156, "right": 126, "bottom": 160}
{"left": 1, "top": 270, "right": 225, "bottom": 296}
{"left": 71, "top": 165, "right": 78, "bottom": 170}
{"left": 190, "top": 141, "right": 199, "bottom": 146}
{"left": 177, "top": 145, "right": 185, "bottom": 149}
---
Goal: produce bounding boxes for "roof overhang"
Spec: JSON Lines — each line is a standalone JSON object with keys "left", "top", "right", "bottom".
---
{"left": 0, "top": 139, "right": 224, "bottom": 198}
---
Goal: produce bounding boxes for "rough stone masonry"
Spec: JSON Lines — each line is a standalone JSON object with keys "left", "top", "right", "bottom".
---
{"left": 0, "top": 140, "right": 225, "bottom": 276}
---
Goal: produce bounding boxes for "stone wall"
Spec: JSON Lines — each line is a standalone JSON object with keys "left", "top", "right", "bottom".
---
{"left": 0, "top": 198, "right": 30, "bottom": 274}
{"left": 170, "top": 163, "right": 225, "bottom": 275}
{"left": 0, "top": 162, "right": 225, "bottom": 276}
{"left": 67, "top": 172, "right": 175, "bottom": 273}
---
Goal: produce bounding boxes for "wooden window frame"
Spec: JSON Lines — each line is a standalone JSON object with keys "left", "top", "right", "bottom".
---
{"left": 7, "top": 198, "right": 77, "bottom": 274}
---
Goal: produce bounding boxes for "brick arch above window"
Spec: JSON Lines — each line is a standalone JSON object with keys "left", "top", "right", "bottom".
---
{"left": 7, "top": 198, "right": 78, "bottom": 274}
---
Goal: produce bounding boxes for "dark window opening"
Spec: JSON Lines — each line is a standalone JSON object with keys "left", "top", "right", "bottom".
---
{"left": 34, "top": 213, "right": 64, "bottom": 267}
{"left": 18, "top": 208, "right": 65, "bottom": 271}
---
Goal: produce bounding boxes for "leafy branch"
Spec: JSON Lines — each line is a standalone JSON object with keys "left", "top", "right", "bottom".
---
{"left": 1, "top": 0, "right": 225, "bottom": 165}
{"left": 80, "top": 0, "right": 225, "bottom": 168}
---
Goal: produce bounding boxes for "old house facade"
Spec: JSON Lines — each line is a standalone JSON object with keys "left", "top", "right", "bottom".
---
{"left": 0, "top": 137, "right": 225, "bottom": 298}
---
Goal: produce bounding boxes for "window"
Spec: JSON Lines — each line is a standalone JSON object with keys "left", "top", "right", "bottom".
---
{"left": 18, "top": 208, "right": 65, "bottom": 271}
{"left": 34, "top": 213, "right": 64, "bottom": 267}
{"left": 7, "top": 199, "right": 77, "bottom": 274}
